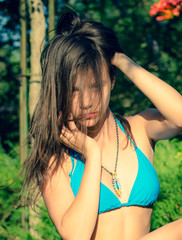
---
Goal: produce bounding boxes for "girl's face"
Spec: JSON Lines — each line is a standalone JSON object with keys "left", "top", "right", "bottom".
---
{"left": 71, "top": 65, "right": 114, "bottom": 128}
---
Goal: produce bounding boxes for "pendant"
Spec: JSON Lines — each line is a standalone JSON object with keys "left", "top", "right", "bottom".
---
{"left": 112, "top": 172, "right": 122, "bottom": 197}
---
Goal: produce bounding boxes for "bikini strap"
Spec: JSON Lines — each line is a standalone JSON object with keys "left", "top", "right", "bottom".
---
{"left": 69, "top": 154, "right": 75, "bottom": 178}
{"left": 115, "top": 118, "right": 136, "bottom": 147}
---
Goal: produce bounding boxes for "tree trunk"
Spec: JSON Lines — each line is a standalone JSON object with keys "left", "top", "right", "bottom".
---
{"left": 19, "top": 0, "right": 28, "bottom": 230}
{"left": 27, "top": 0, "right": 46, "bottom": 237}
{"left": 48, "top": 0, "right": 55, "bottom": 40}
{"left": 27, "top": 0, "right": 46, "bottom": 119}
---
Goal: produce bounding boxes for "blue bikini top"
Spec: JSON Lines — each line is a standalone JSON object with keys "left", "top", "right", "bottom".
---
{"left": 69, "top": 118, "right": 160, "bottom": 214}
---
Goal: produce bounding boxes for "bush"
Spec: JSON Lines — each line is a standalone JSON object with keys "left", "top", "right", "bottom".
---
{"left": 0, "top": 143, "right": 60, "bottom": 239}
{"left": 151, "top": 139, "right": 182, "bottom": 230}
{"left": 0, "top": 143, "right": 32, "bottom": 239}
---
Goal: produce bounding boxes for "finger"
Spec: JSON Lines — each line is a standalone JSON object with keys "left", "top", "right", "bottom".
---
{"left": 60, "top": 130, "right": 81, "bottom": 152}
{"left": 60, "top": 125, "right": 75, "bottom": 143}
{"left": 60, "top": 131, "right": 74, "bottom": 147}
{"left": 68, "top": 120, "right": 78, "bottom": 132}
{"left": 59, "top": 134, "right": 72, "bottom": 148}
{"left": 67, "top": 113, "right": 77, "bottom": 131}
{"left": 61, "top": 126, "right": 73, "bottom": 139}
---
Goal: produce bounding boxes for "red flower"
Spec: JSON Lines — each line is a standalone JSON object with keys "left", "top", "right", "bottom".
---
{"left": 149, "top": 0, "right": 182, "bottom": 21}
{"left": 172, "top": 4, "right": 181, "bottom": 16}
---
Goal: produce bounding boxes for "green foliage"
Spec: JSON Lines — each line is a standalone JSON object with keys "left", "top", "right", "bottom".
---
{"left": 0, "top": 0, "right": 23, "bottom": 151}
{"left": 65, "top": 0, "right": 182, "bottom": 116}
{"left": 0, "top": 144, "right": 31, "bottom": 239}
{"left": 0, "top": 46, "right": 20, "bottom": 151}
{"left": 0, "top": 143, "right": 60, "bottom": 239}
{"left": 151, "top": 139, "right": 182, "bottom": 230}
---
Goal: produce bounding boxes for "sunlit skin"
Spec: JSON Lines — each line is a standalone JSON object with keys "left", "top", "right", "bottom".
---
{"left": 43, "top": 53, "right": 182, "bottom": 240}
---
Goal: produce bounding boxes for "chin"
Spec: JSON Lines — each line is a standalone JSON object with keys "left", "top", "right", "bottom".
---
{"left": 78, "top": 116, "right": 99, "bottom": 128}
{"left": 83, "top": 118, "right": 97, "bottom": 127}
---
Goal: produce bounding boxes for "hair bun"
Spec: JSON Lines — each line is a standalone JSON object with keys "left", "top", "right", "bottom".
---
{"left": 56, "top": 11, "right": 81, "bottom": 36}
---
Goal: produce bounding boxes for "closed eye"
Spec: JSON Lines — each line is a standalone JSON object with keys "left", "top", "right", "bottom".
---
{"left": 89, "top": 83, "right": 99, "bottom": 88}
{"left": 102, "top": 80, "right": 107, "bottom": 86}
{"left": 72, "top": 86, "right": 80, "bottom": 92}
{"left": 72, "top": 81, "right": 107, "bottom": 92}
{"left": 89, "top": 81, "right": 107, "bottom": 89}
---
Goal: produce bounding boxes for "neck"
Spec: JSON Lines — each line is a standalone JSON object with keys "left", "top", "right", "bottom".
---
{"left": 87, "top": 108, "right": 116, "bottom": 148}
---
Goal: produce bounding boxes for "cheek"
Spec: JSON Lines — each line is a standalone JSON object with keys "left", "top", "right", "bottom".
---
{"left": 71, "top": 96, "right": 79, "bottom": 114}
{"left": 97, "top": 91, "right": 110, "bottom": 115}
{"left": 102, "top": 87, "right": 111, "bottom": 105}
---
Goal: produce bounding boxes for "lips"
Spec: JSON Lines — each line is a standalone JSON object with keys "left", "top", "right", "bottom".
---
{"left": 77, "top": 112, "right": 97, "bottom": 120}
{"left": 86, "top": 112, "right": 96, "bottom": 119}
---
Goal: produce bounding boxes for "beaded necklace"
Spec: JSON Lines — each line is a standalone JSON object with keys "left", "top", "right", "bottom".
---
{"left": 101, "top": 116, "right": 122, "bottom": 197}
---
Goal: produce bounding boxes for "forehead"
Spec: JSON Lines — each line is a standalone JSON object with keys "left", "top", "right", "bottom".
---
{"left": 74, "top": 64, "right": 110, "bottom": 85}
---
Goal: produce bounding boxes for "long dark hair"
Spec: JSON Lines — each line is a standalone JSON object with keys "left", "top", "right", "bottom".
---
{"left": 21, "top": 11, "right": 134, "bottom": 206}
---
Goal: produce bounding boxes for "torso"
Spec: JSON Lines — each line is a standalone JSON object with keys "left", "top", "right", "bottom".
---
{"left": 66, "top": 115, "right": 158, "bottom": 240}
{"left": 92, "top": 116, "right": 154, "bottom": 239}
{"left": 92, "top": 206, "right": 152, "bottom": 240}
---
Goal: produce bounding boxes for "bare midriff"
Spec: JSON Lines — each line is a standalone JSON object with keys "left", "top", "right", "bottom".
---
{"left": 92, "top": 206, "right": 153, "bottom": 240}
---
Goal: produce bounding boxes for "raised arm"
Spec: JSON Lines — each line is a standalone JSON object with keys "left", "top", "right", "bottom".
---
{"left": 112, "top": 53, "right": 182, "bottom": 141}
{"left": 43, "top": 121, "right": 102, "bottom": 240}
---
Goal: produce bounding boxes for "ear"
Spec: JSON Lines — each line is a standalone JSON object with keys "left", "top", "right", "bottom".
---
{"left": 111, "top": 77, "right": 115, "bottom": 90}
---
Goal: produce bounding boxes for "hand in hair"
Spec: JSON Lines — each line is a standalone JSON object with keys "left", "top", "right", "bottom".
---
{"left": 60, "top": 117, "right": 100, "bottom": 158}
{"left": 111, "top": 52, "right": 125, "bottom": 68}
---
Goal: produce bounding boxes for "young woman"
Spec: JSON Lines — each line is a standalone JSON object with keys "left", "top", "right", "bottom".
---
{"left": 23, "top": 11, "right": 182, "bottom": 240}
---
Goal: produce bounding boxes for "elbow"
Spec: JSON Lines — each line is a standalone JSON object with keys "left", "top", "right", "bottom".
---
{"left": 61, "top": 236, "right": 91, "bottom": 240}
{"left": 174, "top": 121, "right": 182, "bottom": 131}
{"left": 58, "top": 210, "right": 96, "bottom": 240}
{"left": 177, "top": 122, "right": 182, "bottom": 130}
{"left": 174, "top": 111, "right": 182, "bottom": 129}
{"left": 59, "top": 232, "right": 91, "bottom": 240}
{"left": 57, "top": 222, "right": 92, "bottom": 240}
{"left": 166, "top": 119, "right": 182, "bottom": 135}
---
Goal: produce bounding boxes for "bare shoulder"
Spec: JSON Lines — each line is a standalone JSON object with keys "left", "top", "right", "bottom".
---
{"left": 42, "top": 153, "right": 75, "bottom": 235}
{"left": 125, "top": 111, "right": 155, "bottom": 160}
{"left": 126, "top": 108, "right": 181, "bottom": 142}
{"left": 44, "top": 153, "right": 72, "bottom": 184}
{"left": 125, "top": 109, "right": 155, "bottom": 140}
{"left": 126, "top": 108, "right": 164, "bottom": 124}
{"left": 126, "top": 108, "right": 163, "bottom": 138}
{"left": 43, "top": 152, "right": 73, "bottom": 197}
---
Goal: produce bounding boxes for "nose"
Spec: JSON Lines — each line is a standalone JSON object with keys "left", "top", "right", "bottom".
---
{"left": 80, "top": 89, "right": 93, "bottom": 110}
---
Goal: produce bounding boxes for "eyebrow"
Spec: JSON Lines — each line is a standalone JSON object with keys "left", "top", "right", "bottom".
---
{"left": 74, "top": 80, "right": 107, "bottom": 88}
